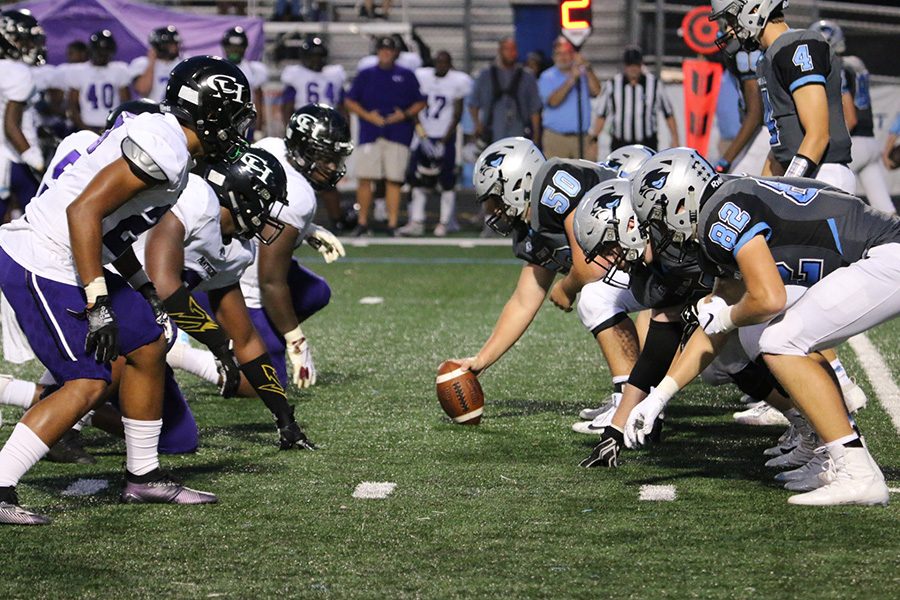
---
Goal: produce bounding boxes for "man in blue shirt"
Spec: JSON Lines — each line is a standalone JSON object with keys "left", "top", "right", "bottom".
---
{"left": 538, "top": 37, "right": 602, "bottom": 159}
{"left": 345, "top": 36, "right": 426, "bottom": 236}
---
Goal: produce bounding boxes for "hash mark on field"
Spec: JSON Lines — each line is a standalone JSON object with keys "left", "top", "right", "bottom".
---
{"left": 889, "top": 487, "right": 900, "bottom": 494}
{"left": 639, "top": 485, "right": 676, "bottom": 502}
{"left": 61, "top": 478, "right": 108, "bottom": 497}
{"left": 358, "top": 296, "right": 384, "bottom": 305}
{"left": 352, "top": 481, "right": 396, "bottom": 499}
{"left": 848, "top": 333, "right": 900, "bottom": 434}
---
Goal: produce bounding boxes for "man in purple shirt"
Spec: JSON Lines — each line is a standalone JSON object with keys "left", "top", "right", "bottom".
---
{"left": 345, "top": 36, "right": 426, "bottom": 236}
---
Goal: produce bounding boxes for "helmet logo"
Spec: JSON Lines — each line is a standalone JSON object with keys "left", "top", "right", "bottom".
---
{"left": 650, "top": 175, "right": 667, "bottom": 190}
{"left": 240, "top": 153, "right": 274, "bottom": 185}
{"left": 483, "top": 152, "right": 504, "bottom": 169}
{"left": 206, "top": 75, "right": 246, "bottom": 102}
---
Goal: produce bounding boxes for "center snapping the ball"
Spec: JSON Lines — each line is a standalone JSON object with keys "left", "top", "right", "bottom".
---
{"left": 435, "top": 360, "right": 484, "bottom": 424}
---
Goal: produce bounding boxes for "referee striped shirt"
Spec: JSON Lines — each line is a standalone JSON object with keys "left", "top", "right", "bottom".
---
{"left": 596, "top": 72, "right": 674, "bottom": 142}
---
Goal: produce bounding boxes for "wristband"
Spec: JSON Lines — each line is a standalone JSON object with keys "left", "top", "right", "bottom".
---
{"left": 284, "top": 325, "right": 304, "bottom": 345}
{"left": 127, "top": 269, "right": 152, "bottom": 291}
{"left": 84, "top": 277, "right": 108, "bottom": 305}
{"left": 714, "top": 158, "right": 731, "bottom": 173}
{"left": 785, "top": 153, "right": 818, "bottom": 178}
{"left": 720, "top": 305, "right": 736, "bottom": 333}
{"left": 654, "top": 375, "right": 681, "bottom": 404}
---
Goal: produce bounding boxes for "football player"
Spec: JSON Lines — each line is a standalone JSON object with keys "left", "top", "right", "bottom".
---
{"left": 711, "top": 0, "right": 854, "bottom": 192}
{"left": 221, "top": 26, "right": 268, "bottom": 136}
{"left": 624, "top": 147, "right": 898, "bottom": 505}
{"left": 131, "top": 26, "right": 181, "bottom": 101}
{"left": 810, "top": 20, "right": 895, "bottom": 215}
{"left": 0, "top": 56, "right": 255, "bottom": 525}
{"left": 66, "top": 30, "right": 131, "bottom": 133}
{"left": 397, "top": 51, "right": 473, "bottom": 237}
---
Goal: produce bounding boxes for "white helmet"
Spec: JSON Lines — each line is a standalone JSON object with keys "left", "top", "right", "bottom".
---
{"left": 573, "top": 178, "right": 647, "bottom": 285}
{"left": 473, "top": 137, "right": 545, "bottom": 235}
{"left": 809, "top": 19, "right": 845, "bottom": 54}
{"left": 710, "top": 0, "right": 788, "bottom": 55}
{"left": 631, "top": 147, "right": 721, "bottom": 247}
{"left": 603, "top": 144, "right": 656, "bottom": 178}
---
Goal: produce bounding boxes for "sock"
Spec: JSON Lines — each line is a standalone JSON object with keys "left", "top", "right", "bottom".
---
{"left": 72, "top": 410, "right": 94, "bottom": 432}
{"left": 408, "top": 188, "right": 427, "bottom": 223}
{"left": 166, "top": 343, "right": 219, "bottom": 385}
{"left": 605, "top": 424, "right": 625, "bottom": 446}
{"left": 829, "top": 358, "right": 853, "bottom": 387}
{"left": 0, "top": 378, "right": 36, "bottom": 409}
{"left": 0, "top": 423, "right": 50, "bottom": 487}
{"left": 825, "top": 432, "right": 861, "bottom": 449}
{"left": 122, "top": 417, "right": 162, "bottom": 477}
{"left": 612, "top": 376, "right": 628, "bottom": 395}
{"left": 439, "top": 190, "right": 456, "bottom": 225}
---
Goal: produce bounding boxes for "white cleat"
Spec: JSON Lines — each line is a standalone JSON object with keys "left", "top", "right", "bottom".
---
{"left": 775, "top": 451, "right": 828, "bottom": 483}
{"left": 579, "top": 392, "right": 621, "bottom": 421}
{"left": 572, "top": 408, "right": 617, "bottom": 435}
{"left": 788, "top": 445, "right": 888, "bottom": 506}
{"left": 396, "top": 221, "right": 425, "bottom": 237}
{"left": 765, "top": 428, "right": 818, "bottom": 469}
{"left": 840, "top": 379, "right": 868, "bottom": 413}
{"left": 763, "top": 424, "right": 799, "bottom": 457}
{"left": 734, "top": 402, "right": 790, "bottom": 427}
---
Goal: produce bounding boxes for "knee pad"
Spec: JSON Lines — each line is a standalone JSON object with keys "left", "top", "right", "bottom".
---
{"left": 629, "top": 320, "right": 683, "bottom": 394}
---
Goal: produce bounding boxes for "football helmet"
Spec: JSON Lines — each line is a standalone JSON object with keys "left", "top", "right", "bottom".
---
{"left": 710, "top": 0, "right": 787, "bottom": 55}
{"left": 0, "top": 9, "right": 46, "bottom": 66}
{"left": 221, "top": 26, "right": 248, "bottom": 63}
{"left": 106, "top": 99, "right": 160, "bottom": 130}
{"left": 473, "top": 137, "right": 545, "bottom": 236}
{"left": 204, "top": 148, "right": 288, "bottom": 245}
{"left": 573, "top": 178, "right": 647, "bottom": 287}
{"left": 149, "top": 25, "right": 180, "bottom": 60}
{"left": 89, "top": 30, "right": 117, "bottom": 65}
{"left": 809, "top": 20, "right": 845, "bottom": 54}
{"left": 285, "top": 103, "right": 353, "bottom": 190}
{"left": 412, "top": 139, "right": 444, "bottom": 189}
{"left": 300, "top": 35, "right": 328, "bottom": 71}
{"left": 631, "top": 147, "right": 721, "bottom": 252}
{"left": 163, "top": 56, "right": 256, "bottom": 162}
{"left": 603, "top": 145, "right": 656, "bottom": 178}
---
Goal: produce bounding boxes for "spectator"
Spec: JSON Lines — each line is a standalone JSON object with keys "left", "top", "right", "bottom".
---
{"left": 217, "top": 1, "right": 246, "bottom": 15}
{"left": 592, "top": 46, "right": 679, "bottom": 151}
{"left": 273, "top": 0, "right": 303, "bottom": 21}
{"left": 344, "top": 36, "right": 426, "bottom": 236}
{"left": 538, "top": 37, "right": 601, "bottom": 159}
{"left": 130, "top": 26, "right": 181, "bottom": 101}
{"left": 361, "top": 1, "right": 392, "bottom": 20}
{"left": 525, "top": 51, "right": 547, "bottom": 77}
{"left": 469, "top": 37, "right": 542, "bottom": 147}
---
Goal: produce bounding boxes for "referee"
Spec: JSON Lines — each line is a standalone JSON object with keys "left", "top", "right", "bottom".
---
{"left": 592, "top": 46, "right": 680, "bottom": 151}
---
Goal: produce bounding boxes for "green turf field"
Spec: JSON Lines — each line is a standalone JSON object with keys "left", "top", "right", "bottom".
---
{"left": 1, "top": 243, "right": 898, "bottom": 599}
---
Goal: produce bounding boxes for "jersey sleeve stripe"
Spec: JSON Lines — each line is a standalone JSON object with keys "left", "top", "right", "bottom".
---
{"left": 732, "top": 221, "right": 772, "bottom": 257}
{"left": 788, "top": 74, "right": 826, "bottom": 92}
{"left": 826, "top": 218, "right": 843, "bottom": 256}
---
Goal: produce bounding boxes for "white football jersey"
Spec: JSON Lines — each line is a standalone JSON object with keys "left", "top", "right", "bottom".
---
{"left": 239, "top": 136, "right": 317, "bottom": 309}
{"left": 0, "top": 111, "right": 191, "bottom": 285}
{"left": 35, "top": 130, "right": 100, "bottom": 197}
{"left": 129, "top": 56, "right": 180, "bottom": 101}
{"left": 236, "top": 60, "right": 269, "bottom": 90}
{"left": 356, "top": 52, "right": 422, "bottom": 73}
{"left": 281, "top": 63, "right": 345, "bottom": 109}
{"left": 414, "top": 68, "right": 473, "bottom": 138}
{"left": 0, "top": 59, "right": 36, "bottom": 154}
{"left": 66, "top": 61, "right": 132, "bottom": 128}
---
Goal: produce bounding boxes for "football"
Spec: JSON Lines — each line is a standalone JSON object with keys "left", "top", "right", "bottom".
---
{"left": 435, "top": 360, "right": 484, "bottom": 424}
{"left": 889, "top": 144, "right": 900, "bottom": 170}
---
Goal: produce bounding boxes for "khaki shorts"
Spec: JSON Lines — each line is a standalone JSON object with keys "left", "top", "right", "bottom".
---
{"left": 355, "top": 138, "right": 410, "bottom": 183}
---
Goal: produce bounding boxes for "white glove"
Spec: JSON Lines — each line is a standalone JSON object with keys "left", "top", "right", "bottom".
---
{"left": 284, "top": 325, "right": 316, "bottom": 388}
{"left": 306, "top": 225, "right": 346, "bottom": 264}
{"left": 624, "top": 376, "right": 679, "bottom": 448}
{"left": 696, "top": 295, "right": 735, "bottom": 335}
{"left": 20, "top": 146, "right": 45, "bottom": 174}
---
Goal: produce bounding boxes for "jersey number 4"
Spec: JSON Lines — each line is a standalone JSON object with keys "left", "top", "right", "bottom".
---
{"left": 791, "top": 44, "right": 814, "bottom": 72}
{"left": 539, "top": 171, "right": 581, "bottom": 215}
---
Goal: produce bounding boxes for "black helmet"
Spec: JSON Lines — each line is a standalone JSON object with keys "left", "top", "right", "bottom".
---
{"left": 221, "top": 26, "right": 248, "bottom": 64}
{"left": 106, "top": 99, "right": 160, "bottom": 130}
{"left": 203, "top": 148, "right": 288, "bottom": 245}
{"left": 300, "top": 35, "right": 328, "bottom": 57}
{"left": 163, "top": 56, "right": 256, "bottom": 162}
{"left": 285, "top": 103, "right": 353, "bottom": 190}
{"left": 0, "top": 10, "right": 46, "bottom": 66}
{"left": 149, "top": 25, "right": 180, "bottom": 59}
{"left": 89, "top": 29, "right": 117, "bottom": 64}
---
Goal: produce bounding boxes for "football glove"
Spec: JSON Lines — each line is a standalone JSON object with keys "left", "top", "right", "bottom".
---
{"left": 306, "top": 225, "right": 346, "bottom": 264}
{"left": 625, "top": 388, "right": 668, "bottom": 448}
{"left": 69, "top": 296, "right": 119, "bottom": 363}
{"left": 138, "top": 282, "right": 173, "bottom": 345}
{"left": 580, "top": 427, "right": 624, "bottom": 468}
{"left": 696, "top": 295, "right": 735, "bottom": 335}
{"left": 20, "top": 146, "right": 45, "bottom": 174}
{"left": 211, "top": 342, "right": 241, "bottom": 397}
{"left": 276, "top": 406, "right": 316, "bottom": 450}
{"left": 284, "top": 326, "right": 316, "bottom": 389}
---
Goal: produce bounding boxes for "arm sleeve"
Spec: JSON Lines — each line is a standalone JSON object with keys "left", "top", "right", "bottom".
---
{"left": 772, "top": 39, "right": 831, "bottom": 93}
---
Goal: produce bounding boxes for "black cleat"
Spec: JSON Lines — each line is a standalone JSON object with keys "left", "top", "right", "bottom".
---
{"left": 279, "top": 421, "right": 317, "bottom": 450}
{"left": 580, "top": 430, "right": 621, "bottom": 468}
{"left": 46, "top": 430, "right": 96, "bottom": 465}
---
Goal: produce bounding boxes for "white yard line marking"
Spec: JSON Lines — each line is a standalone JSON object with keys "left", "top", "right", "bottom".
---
{"left": 639, "top": 484, "right": 677, "bottom": 502}
{"left": 340, "top": 237, "right": 509, "bottom": 247}
{"left": 847, "top": 333, "right": 900, "bottom": 434}
{"left": 358, "top": 296, "right": 384, "bottom": 305}
{"left": 61, "top": 478, "right": 109, "bottom": 497}
{"left": 352, "top": 481, "right": 397, "bottom": 499}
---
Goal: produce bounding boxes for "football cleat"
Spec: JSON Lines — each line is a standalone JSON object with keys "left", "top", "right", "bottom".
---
{"left": 787, "top": 445, "right": 888, "bottom": 506}
{"left": 45, "top": 429, "right": 96, "bottom": 465}
{"left": 278, "top": 420, "right": 317, "bottom": 451}
{"left": 733, "top": 402, "right": 790, "bottom": 427}
{"left": 774, "top": 451, "right": 828, "bottom": 483}
{"left": 120, "top": 471, "right": 218, "bottom": 505}
{"left": 0, "top": 487, "right": 50, "bottom": 525}
{"left": 765, "top": 429, "right": 818, "bottom": 469}
{"left": 579, "top": 392, "right": 621, "bottom": 421}
{"left": 396, "top": 221, "right": 425, "bottom": 237}
{"left": 580, "top": 430, "right": 623, "bottom": 468}
{"left": 840, "top": 379, "right": 868, "bottom": 413}
{"left": 764, "top": 424, "right": 799, "bottom": 457}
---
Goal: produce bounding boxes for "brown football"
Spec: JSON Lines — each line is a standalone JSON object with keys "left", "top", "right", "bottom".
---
{"left": 435, "top": 360, "right": 484, "bottom": 425}
{"left": 889, "top": 144, "right": 900, "bottom": 170}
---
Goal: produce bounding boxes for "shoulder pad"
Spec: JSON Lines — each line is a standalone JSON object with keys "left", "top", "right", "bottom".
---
{"left": 121, "top": 137, "right": 168, "bottom": 185}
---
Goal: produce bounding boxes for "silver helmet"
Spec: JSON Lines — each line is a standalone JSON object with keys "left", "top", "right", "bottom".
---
{"left": 473, "top": 137, "right": 545, "bottom": 235}
{"left": 631, "top": 147, "right": 721, "bottom": 248}
{"left": 809, "top": 19, "right": 845, "bottom": 54}
{"left": 603, "top": 144, "right": 656, "bottom": 178}
{"left": 710, "top": 0, "right": 788, "bottom": 55}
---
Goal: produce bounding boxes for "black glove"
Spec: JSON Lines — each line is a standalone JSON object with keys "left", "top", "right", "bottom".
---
{"left": 138, "top": 283, "right": 173, "bottom": 344}
{"left": 580, "top": 427, "right": 623, "bottom": 468}
{"left": 211, "top": 342, "right": 241, "bottom": 397}
{"left": 276, "top": 407, "right": 316, "bottom": 450}
{"left": 69, "top": 296, "right": 119, "bottom": 363}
